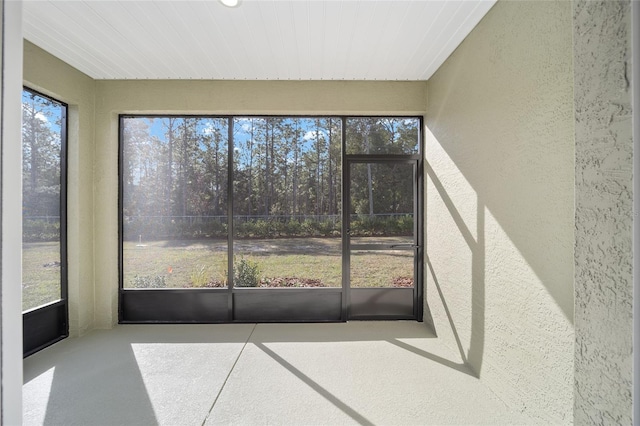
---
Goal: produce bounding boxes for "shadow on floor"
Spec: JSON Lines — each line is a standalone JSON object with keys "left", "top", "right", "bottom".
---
{"left": 24, "top": 322, "right": 479, "bottom": 425}
{"left": 24, "top": 331, "right": 158, "bottom": 425}
{"left": 254, "top": 342, "right": 376, "bottom": 426}
{"left": 23, "top": 325, "right": 254, "bottom": 425}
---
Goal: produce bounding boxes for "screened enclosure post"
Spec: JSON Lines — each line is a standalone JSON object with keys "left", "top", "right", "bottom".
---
{"left": 227, "top": 117, "right": 234, "bottom": 321}
{"left": 60, "top": 99, "right": 69, "bottom": 331}
{"left": 341, "top": 117, "right": 348, "bottom": 320}
{"left": 413, "top": 162, "right": 420, "bottom": 320}
{"left": 416, "top": 160, "right": 424, "bottom": 320}
{"left": 118, "top": 116, "right": 124, "bottom": 321}
{"left": 416, "top": 117, "right": 425, "bottom": 320}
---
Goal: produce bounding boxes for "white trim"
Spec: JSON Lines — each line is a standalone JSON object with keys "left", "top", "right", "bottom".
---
{"left": 1, "top": 0, "right": 22, "bottom": 424}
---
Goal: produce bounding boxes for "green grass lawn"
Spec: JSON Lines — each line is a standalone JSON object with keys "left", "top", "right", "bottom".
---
{"left": 23, "top": 241, "right": 62, "bottom": 311}
{"left": 22, "top": 237, "right": 415, "bottom": 310}
{"left": 123, "top": 237, "right": 413, "bottom": 289}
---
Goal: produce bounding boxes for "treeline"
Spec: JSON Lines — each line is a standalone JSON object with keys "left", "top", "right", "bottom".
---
{"left": 233, "top": 117, "right": 342, "bottom": 217}
{"left": 122, "top": 116, "right": 419, "bottom": 241}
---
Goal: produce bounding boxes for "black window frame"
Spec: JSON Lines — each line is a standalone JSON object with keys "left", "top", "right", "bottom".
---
{"left": 22, "top": 87, "right": 69, "bottom": 357}
{"left": 118, "top": 114, "right": 423, "bottom": 323}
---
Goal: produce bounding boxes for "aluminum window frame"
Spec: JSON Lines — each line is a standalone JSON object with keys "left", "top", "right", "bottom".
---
{"left": 22, "top": 86, "right": 69, "bottom": 357}
{"left": 118, "top": 114, "right": 423, "bottom": 323}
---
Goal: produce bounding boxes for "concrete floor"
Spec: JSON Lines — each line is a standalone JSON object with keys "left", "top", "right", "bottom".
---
{"left": 23, "top": 322, "right": 532, "bottom": 425}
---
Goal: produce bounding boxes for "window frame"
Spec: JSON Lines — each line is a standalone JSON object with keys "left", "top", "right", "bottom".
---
{"left": 22, "top": 86, "right": 69, "bottom": 357}
{"left": 118, "top": 114, "right": 423, "bottom": 323}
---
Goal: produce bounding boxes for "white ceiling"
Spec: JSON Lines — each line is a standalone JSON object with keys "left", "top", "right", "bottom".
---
{"left": 23, "top": 0, "right": 495, "bottom": 81}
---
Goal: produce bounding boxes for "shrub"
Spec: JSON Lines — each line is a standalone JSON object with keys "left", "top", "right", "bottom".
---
{"left": 349, "top": 215, "right": 412, "bottom": 237}
{"left": 285, "top": 219, "right": 302, "bottom": 236}
{"left": 124, "top": 217, "right": 228, "bottom": 241}
{"left": 316, "top": 219, "right": 335, "bottom": 236}
{"left": 23, "top": 219, "right": 60, "bottom": 242}
{"left": 122, "top": 215, "right": 409, "bottom": 240}
{"left": 300, "top": 219, "right": 316, "bottom": 236}
{"left": 233, "top": 256, "right": 260, "bottom": 287}
{"left": 396, "top": 215, "right": 413, "bottom": 234}
{"left": 130, "top": 275, "right": 167, "bottom": 288}
{"left": 253, "top": 220, "right": 271, "bottom": 238}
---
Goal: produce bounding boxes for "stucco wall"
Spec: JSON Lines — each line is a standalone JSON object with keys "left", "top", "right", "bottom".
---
{"left": 93, "top": 79, "right": 427, "bottom": 327}
{"left": 572, "top": 1, "right": 634, "bottom": 423}
{"left": 23, "top": 41, "right": 95, "bottom": 336}
{"left": 425, "top": 1, "right": 574, "bottom": 423}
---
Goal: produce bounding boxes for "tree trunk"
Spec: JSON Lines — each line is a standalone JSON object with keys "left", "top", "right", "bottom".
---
{"left": 180, "top": 120, "right": 188, "bottom": 217}
{"left": 363, "top": 125, "right": 374, "bottom": 217}
{"left": 248, "top": 119, "right": 254, "bottom": 215}
{"left": 315, "top": 119, "right": 321, "bottom": 216}
{"left": 328, "top": 119, "right": 334, "bottom": 216}
{"left": 293, "top": 121, "right": 299, "bottom": 217}
{"left": 166, "top": 118, "right": 175, "bottom": 216}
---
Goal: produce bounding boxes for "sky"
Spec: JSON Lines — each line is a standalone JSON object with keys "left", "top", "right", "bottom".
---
{"left": 21, "top": 89, "right": 64, "bottom": 136}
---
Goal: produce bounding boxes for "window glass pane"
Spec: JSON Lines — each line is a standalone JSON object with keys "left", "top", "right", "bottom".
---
{"left": 121, "top": 117, "right": 229, "bottom": 288}
{"left": 232, "top": 117, "right": 342, "bottom": 288}
{"left": 22, "top": 89, "right": 65, "bottom": 311}
{"left": 346, "top": 117, "right": 420, "bottom": 155}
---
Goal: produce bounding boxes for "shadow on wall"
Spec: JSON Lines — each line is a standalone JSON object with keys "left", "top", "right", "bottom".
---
{"left": 423, "top": 5, "right": 573, "bottom": 325}
{"left": 422, "top": 1, "right": 574, "bottom": 421}
{"left": 424, "top": 113, "right": 572, "bottom": 378}
{"left": 425, "top": 163, "right": 485, "bottom": 377}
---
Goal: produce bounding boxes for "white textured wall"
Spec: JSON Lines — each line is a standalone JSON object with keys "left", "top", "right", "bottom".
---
{"left": 425, "top": 1, "right": 574, "bottom": 423}
{"left": 1, "top": 0, "right": 24, "bottom": 423}
{"left": 573, "top": 1, "right": 634, "bottom": 424}
{"left": 23, "top": 41, "right": 96, "bottom": 337}
{"left": 93, "top": 79, "right": 427, "bottom": 327}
